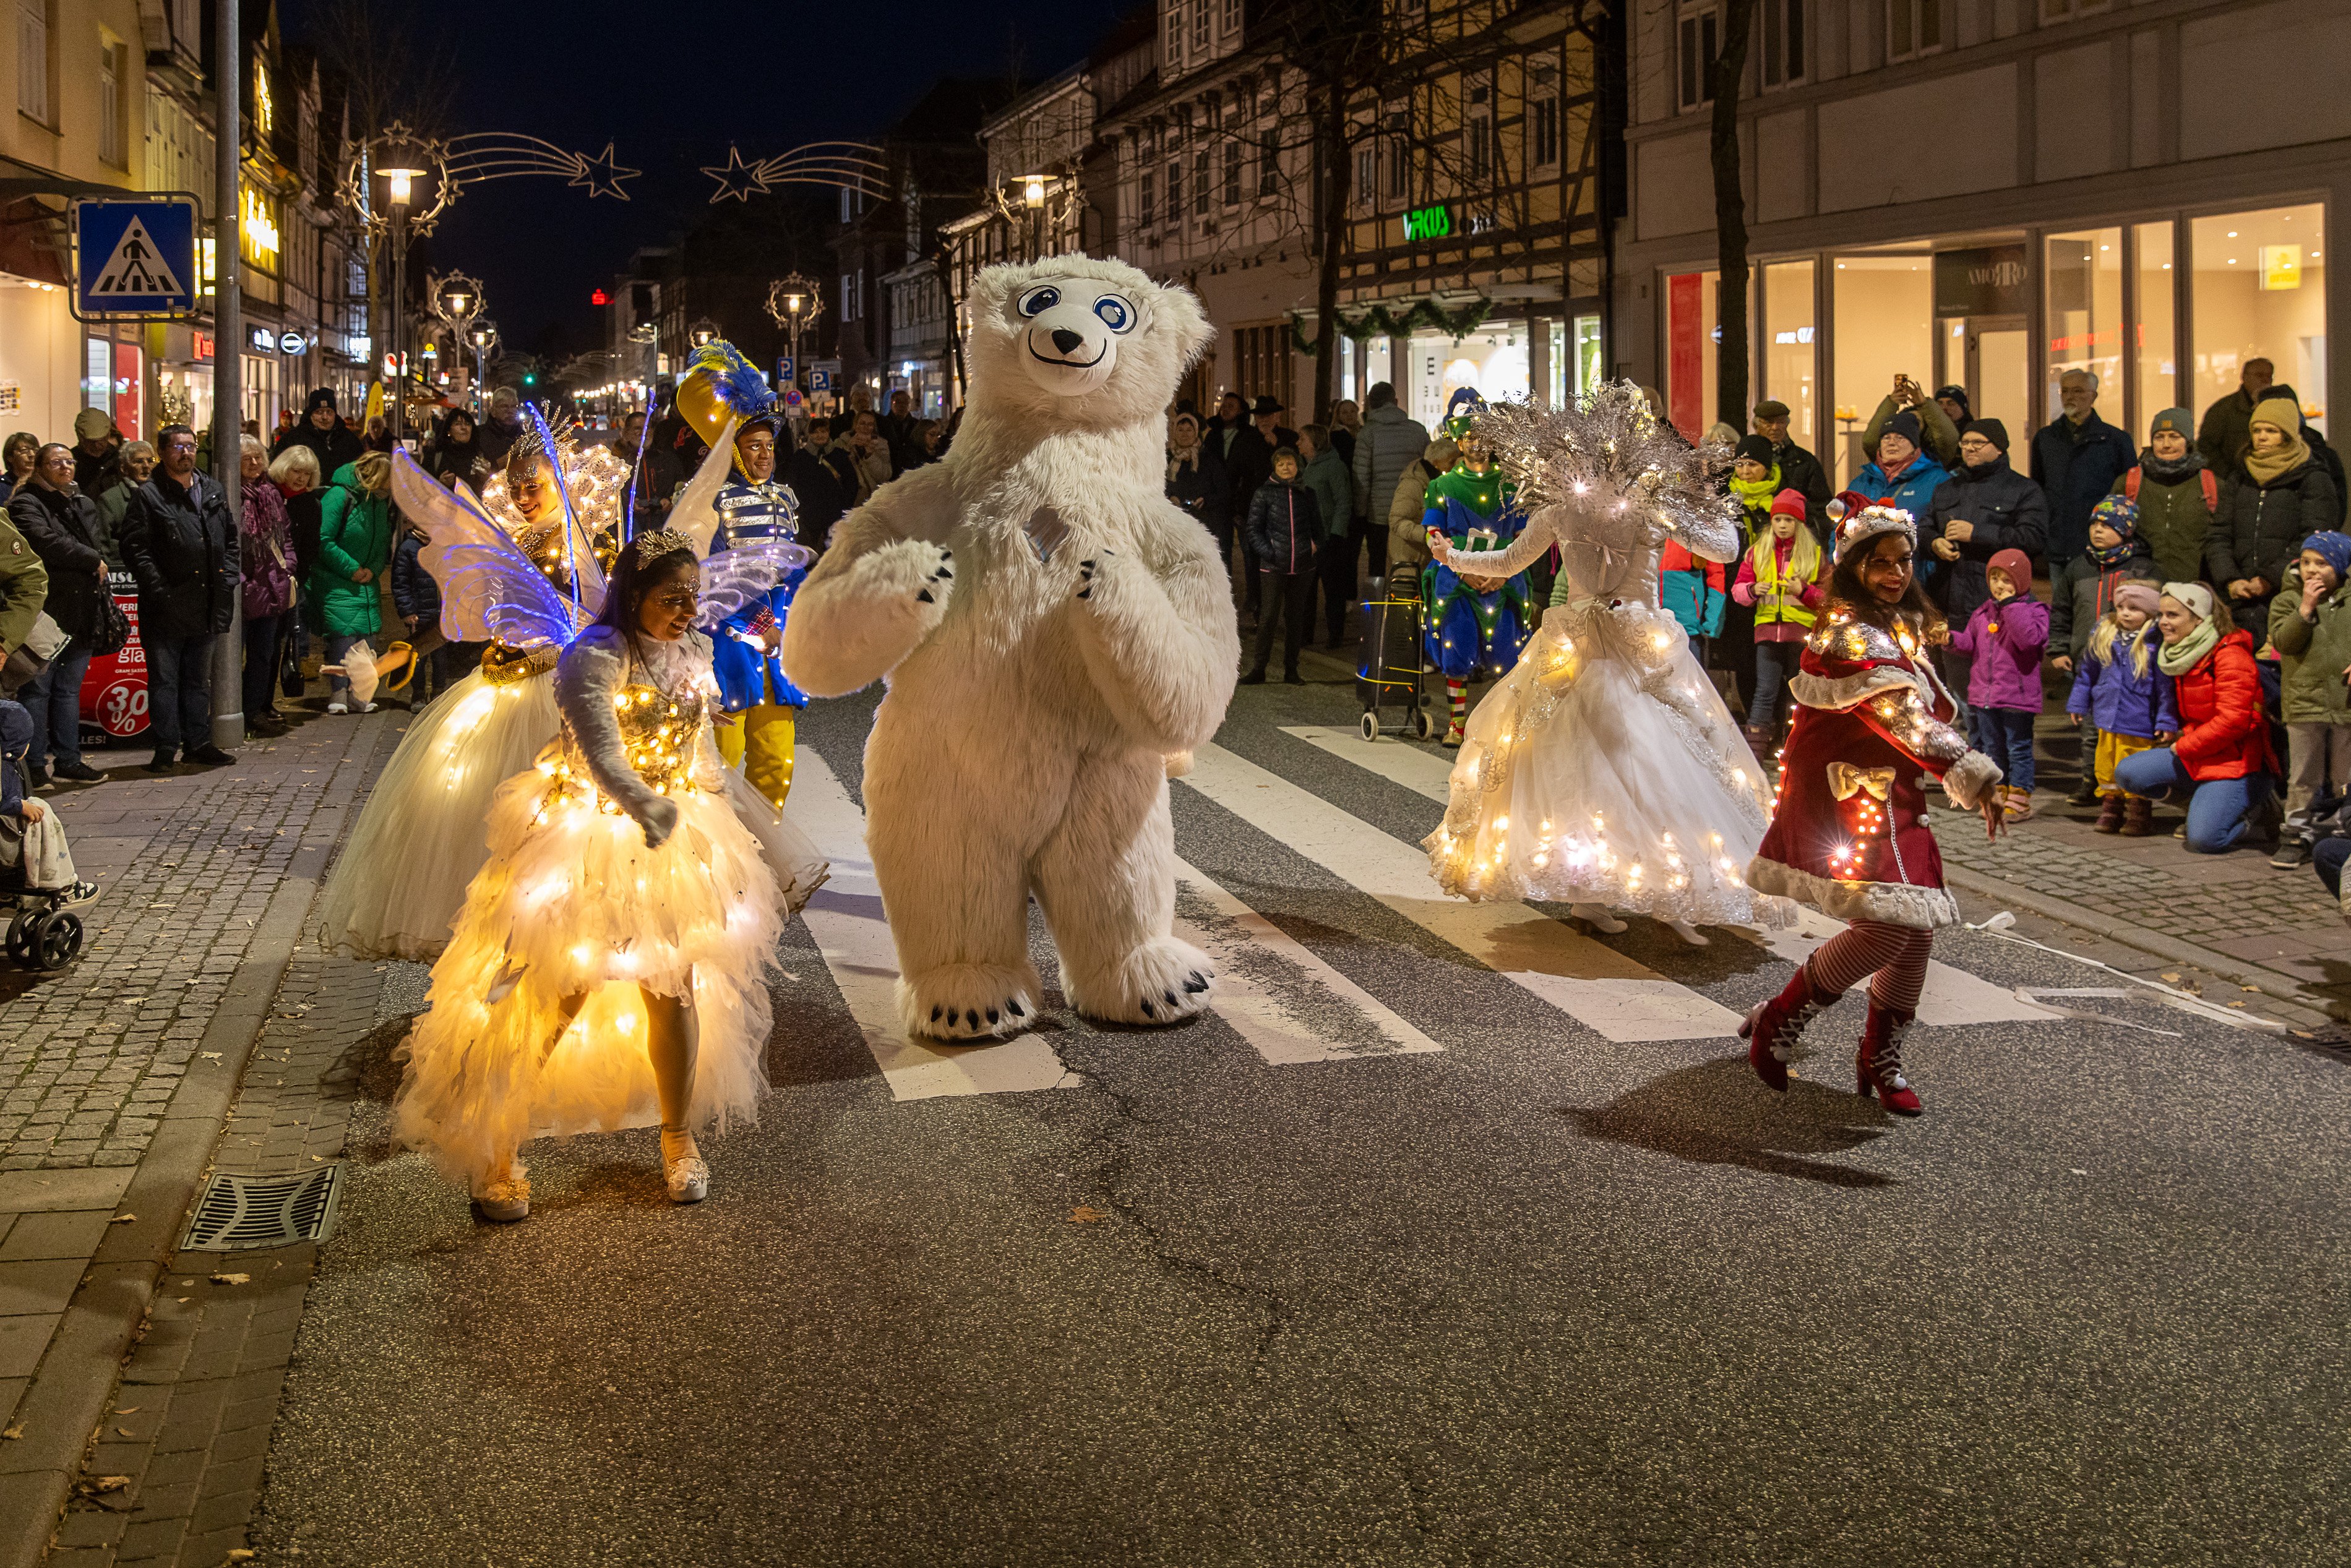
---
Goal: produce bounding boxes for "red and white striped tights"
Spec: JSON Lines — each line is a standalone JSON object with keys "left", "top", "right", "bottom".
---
{"left": 1803, "top": 919, "right": 1933, "bottom": 1014}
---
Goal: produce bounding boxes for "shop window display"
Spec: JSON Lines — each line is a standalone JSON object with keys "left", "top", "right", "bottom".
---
{"left": 2044, "top": 226, "right": 2123, "bottom": 418}
{"left": 2133, "top": 221, "right": 2178, "bottom": 432}
{"left": 1763, "top": 260, "right": 1816, "bottom": 447}
{"left": 1831, "top": 253, "right": 1931, "bottom": 481}
{"left": 2191, "top": 203, "right": 2327, "bottom": 435}
{"left": 1408, "top": 327, "right": 1531, "bottom": 426}
{"left": 1664, "top": 269, "right": 1719, "bottom": 440}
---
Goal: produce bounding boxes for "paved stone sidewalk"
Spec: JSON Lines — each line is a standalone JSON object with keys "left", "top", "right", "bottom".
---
{"left": 0, "top": 709, "right": 401, "bottom": 1568}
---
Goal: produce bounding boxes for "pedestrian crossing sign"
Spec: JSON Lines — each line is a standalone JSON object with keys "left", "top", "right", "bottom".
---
{"left": 71, "top": 197, "right": 200, "bottom": 320}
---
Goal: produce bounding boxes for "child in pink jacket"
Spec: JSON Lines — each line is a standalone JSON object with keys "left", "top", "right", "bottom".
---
{"left": 1940, "top": 546, "right": 2049, "bottom": 821}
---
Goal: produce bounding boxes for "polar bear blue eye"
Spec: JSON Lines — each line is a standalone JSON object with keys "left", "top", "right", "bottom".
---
{"left": 1018, "top": 286, "right": 1060, "bottom": 317}
{"left": 1093, "top": 296, "right": 1134, "bottom": 333}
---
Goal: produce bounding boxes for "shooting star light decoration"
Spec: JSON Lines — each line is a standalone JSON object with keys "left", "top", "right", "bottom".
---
{"left": 701, "top": 142, "right": 891, "bottom": 206}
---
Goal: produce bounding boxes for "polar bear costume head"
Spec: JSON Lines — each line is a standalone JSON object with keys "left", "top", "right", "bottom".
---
{"left": 964, "top": 256, "right": 1213, "bottom": 432}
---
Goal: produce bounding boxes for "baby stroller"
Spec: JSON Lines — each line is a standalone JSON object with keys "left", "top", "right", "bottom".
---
{"left": 1355, "top": 576, "right": 1436, "bottom": 740}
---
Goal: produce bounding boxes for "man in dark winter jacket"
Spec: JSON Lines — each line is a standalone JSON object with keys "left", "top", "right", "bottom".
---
{"left": 7, "top": 443, "right": 110, "bottom": 782}
{"left": 69, "top": 409, "right": 120, "bottom": 498}
{"left": 116, "top": 424, "right": 239, "bottom": 772}
{"left": 788, "top": 423, "right": 852, "bottom": 550}
{"left": 1925, "top": 418, "right": 2049, "bottom": 726}
{"left": 272, "top": 388, "right": 363, "bottom": 476}
{"left": 2197, "top": 358, "right": 2272, "bottom": 478}
{"left": 1752, "top": 399, "right": 1831, "bottom": 529}
{"left": 1350, "top": 383, "right": 1431, "bottom": 550}
{"left": 2029, "top": 369, "right": 2136, "bottom": 566}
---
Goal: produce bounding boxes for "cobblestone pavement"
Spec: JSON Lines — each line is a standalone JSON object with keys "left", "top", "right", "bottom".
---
{"left": 0, "top": 708, "right": 401, "bottom": 1568}
{"left": 40, "top": 946, "right": 397, "bottom": 1568}
{"left": 1, "top": 721, "right": 389, "bottom": 1172}
{"left": 1932, "top": 711, "right": 2348, "bottom": 1013}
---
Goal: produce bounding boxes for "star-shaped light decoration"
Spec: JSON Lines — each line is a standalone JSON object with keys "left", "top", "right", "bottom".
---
{"left": 700, "top": 145, "right": 771, "bottom": 204}
{"left": 568, "top": 142, "right": 639, "bottom": 201}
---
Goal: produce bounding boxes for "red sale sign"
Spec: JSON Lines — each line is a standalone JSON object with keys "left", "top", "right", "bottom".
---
{"left": 78, "top": 575, "right": 148, "bottom": 742}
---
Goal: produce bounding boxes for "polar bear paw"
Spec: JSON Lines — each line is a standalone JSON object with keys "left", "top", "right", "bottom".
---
{"left": 1074, "top": 549, "right": 1117, "bottom": 604}
{"left": 1067, "top": 938, "right": 1214, "bottom": 1028}
{"left": 857, "top": 539, "right": 955, "bottom": 625}
{"left": 898, "top": 962, "right": 1042, "bottom": 1043}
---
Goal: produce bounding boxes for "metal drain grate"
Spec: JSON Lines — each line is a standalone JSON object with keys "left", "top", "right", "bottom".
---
{"left": 181, "top": 1164, "right": 345, "bottom": 1252}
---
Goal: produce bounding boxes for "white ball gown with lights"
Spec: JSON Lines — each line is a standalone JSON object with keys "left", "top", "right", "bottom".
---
{"left": 1422, "top": 393, "right": 1794, "bottom": 930}
{"left": 312, "top": 426, "right": 822, "bottom": 961}
{"left": 392, "top": 626, "right": 786, "bottom": 1183}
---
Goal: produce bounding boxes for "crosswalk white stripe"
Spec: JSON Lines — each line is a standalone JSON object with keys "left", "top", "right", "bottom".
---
{"left": 1280, "top": 724, "right": 2058, "bottom": 1028}
{"left": 1172, "top": 861, "right": 1443, "bottom": 1063}
{"left": 1181, "top": 743, "right": 1747, "bottom": 1042}
{"left": 791, "top": 754, "right": 1083, "bottom": 1100}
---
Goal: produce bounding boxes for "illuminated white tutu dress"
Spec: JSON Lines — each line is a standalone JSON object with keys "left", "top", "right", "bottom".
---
{"left": 313, "top": 416, "right": 818, "bottom": 960}
{"left": 1422, "top": 389, "right": 1794, "bottom": 934}
{"left": 393, "top": 622, "right": 787, "bottom": 1183}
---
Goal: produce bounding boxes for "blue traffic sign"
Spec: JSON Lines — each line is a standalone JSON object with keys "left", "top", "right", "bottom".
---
{"left": 776, "top": 355, "right": 796, "bottom": 384}
{"left": 807, "top": 366, "right": 833, "bottom": 393}
{"left": 74, "top": 199, "right": 199, "bottom": 318}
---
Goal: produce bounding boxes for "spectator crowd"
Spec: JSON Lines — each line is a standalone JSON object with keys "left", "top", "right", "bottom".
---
{"left": 1165, "top": 355, "right": 2351, "bottom": 909}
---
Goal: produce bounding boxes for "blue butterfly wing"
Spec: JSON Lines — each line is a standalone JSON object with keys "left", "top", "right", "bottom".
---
{"left": 393, "top": 453, "right": 579, "bottom": 649}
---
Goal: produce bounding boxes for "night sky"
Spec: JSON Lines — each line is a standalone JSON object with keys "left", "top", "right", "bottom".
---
{"left": 288, "top": 0, "right": 1118, "bottom": 358}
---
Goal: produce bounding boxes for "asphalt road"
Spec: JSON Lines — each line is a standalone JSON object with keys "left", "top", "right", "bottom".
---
{"left": 251, "top": 673, "right": 2351, "bottom": 1567}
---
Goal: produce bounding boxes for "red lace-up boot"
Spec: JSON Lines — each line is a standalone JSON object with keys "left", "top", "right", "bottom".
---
{"left": 1740, "top": 964, "right": 1830, "bottom": 1092}
{"left": 1856, "top": 1001, "right": 1923, "bottom": 1115}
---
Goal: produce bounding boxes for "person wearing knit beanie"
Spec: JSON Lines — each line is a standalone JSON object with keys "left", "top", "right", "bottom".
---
{"left": 1961, "top": 418, "right": 2009, "bottom": 455}
{"left": 2149, "top": 407, "right": 2193, "bottom": 442}
{"left": 1769, "top": 489, "right": 1806, "bottom": 523}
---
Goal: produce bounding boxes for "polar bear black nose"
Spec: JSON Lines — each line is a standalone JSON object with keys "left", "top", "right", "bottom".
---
{"left": 1051, "top": 328, "right": 1085, "bottom": 354}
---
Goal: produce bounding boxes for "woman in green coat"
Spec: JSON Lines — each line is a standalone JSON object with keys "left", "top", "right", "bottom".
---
{"left": 312, "top": 451, "right": 395, "bottom": 713}
{"left": 2112, "top": 406, "right": 2217, "bottom": 585}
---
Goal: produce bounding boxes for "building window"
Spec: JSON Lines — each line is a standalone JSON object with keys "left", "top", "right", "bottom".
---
{"left": 17, "top": 0, "right": 48, "bottom": 122}
{"left": 1193, "top": 151, "right": 1210, "bottom": 215}
{"left": 1763, "top": 259, "right": 1818, "bottom": 447}
{"left": 1887, "top": 0, "right": 1943, "bottom": 62}
{"left": 1138, "top": 169, "right": 1155, "bottom": 231}
{"left": 840, "top": 272, "right": 858, "bottom": 323}
{"left": 1224, "top": 140, "right": 1242, "bottom": 206}
{"left": 98, "top": 40, "right": 122, "bottom": 165}
{"left": 1190, "top": 0, "right": 1208, "bottom": 54}
{"left": 1163, "top": 0, "right": 1181, "bottom": 67}
{"left": 2188, "top": 204, "right": 2327, "bottom": 447}
{"left": 1466, "top": 80, "right": 1492, "bottom": 182}
{"left": 1355, "top": 145, "right": 1375, "bottom": 205}
{"left": 1760, "top": 0, "right": 1805, "bottom": 88}
{"left": 1259, "top": 127, "right": 1279, "bottom": 196}
{"left": 1221, "top": 0, "right": 1241, "bottom": 35}
{"left": 1677, "top": 2, "right": 1719, "bottom": 112}
{"left": 1523, "top": 93, "right": 1561, "bottom": 170}
{"left": 1385, "top": 106, "right": 1410, "bottom": 199}
{"left": 1166, "top": 158, "right": 1182, "bottom": 224}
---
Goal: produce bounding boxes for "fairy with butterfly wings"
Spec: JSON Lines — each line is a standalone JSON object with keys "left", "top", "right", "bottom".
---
{"left": 312, "top": 407, "right": 824, "bottom": 966}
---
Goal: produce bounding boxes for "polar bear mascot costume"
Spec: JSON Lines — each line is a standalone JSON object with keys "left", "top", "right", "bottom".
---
{"left": 784, "top": 257, "right": 1240, "bottom": 1040}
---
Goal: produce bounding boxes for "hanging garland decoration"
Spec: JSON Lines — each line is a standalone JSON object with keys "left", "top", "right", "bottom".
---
{"left": 1286, "top": 297, "right": 1496, "bottom": 357}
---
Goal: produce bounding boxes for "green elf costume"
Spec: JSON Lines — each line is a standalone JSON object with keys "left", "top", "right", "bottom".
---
{"left": 1419, "top": 390, "right": 1532, "bottom": 745}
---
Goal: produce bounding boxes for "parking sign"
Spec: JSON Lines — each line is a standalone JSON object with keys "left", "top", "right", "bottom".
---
{"left": 72, "top": 197, "right": 199, "bottom": 320}
{"left": 776, "top": 355, "right": 796, "bottom": 385}
{"left": 807, "top": 366, "right": 833, "bottom": 393}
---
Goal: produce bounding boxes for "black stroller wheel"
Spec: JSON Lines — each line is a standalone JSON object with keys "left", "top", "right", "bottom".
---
{"left": 30, "top": 911, "right": 81, "bottom": 970}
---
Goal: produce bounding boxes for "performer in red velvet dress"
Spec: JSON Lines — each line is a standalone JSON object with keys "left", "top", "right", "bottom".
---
{"left": 1742, "top": 498, "right": 2009, "bottom": 1114}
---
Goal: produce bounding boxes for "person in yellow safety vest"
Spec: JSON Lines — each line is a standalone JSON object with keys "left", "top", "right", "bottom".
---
{"left": 1729, "top": 489, "right": 1828, "bottom": 747}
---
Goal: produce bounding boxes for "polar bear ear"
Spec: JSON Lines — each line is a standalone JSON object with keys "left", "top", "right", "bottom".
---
{"left": 1145, "top": 280, "right": 1215, "bottom": 371}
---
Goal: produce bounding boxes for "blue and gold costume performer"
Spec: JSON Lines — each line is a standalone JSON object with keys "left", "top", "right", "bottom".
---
{"left": 1420, "top": 390, "right": 1532, "bottom": 745}
{"left": 675, "top": 345, "right": 810, "bottom": 810}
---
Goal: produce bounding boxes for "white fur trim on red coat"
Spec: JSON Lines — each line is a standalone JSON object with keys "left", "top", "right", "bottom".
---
{"left": 1746, "top": 857, "right": 1962, "bottom": 930}
{"left": 1789, "top": 664, "right": 1925, "bottom": 713}
{"left": 1940, "top": 749, "right": 2003, "bottom": 812}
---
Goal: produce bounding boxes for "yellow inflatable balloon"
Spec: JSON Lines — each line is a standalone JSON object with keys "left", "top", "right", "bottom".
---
{"left": 674, "top": 340, "right": 776, "bottom": 450}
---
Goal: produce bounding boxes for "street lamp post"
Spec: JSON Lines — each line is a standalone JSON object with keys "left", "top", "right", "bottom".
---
{"left": 765, "top": 273, "right": 821, "bottom": 424}
{"left": 432, "top": 272, "right": 488, "bottom": 408}
{"left": 365, "top": 128, "right": 442, "bottom": 447}
{"left": 209, "top": 0, "right": 243, "bottom": 749}
{"left": 1023, "top": 174, "right": 1046, "bottom": 260}
{"left": 468, "top": 320, "right": 499, "bottom": 412}
{"left": 689, "top": 317, "right": 720, "bottom": 349}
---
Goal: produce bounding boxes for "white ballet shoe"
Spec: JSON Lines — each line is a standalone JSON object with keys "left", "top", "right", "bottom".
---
{"left": 1664, "top": 919, "right": 1711, "bottom": 947}
{"left": 1571, "top": 904, "right": 1628, "bottom": 933}
{"left": 661, "top": 1126, "right": 708, "bottom": 1203}
{"left": 471, "top": 1160, "right": 530, "bottom": 1223}
{"left": 664, "top": 1154, "right": 710, "bottom": 1204}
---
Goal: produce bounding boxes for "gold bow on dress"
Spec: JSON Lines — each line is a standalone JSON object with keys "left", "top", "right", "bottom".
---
{"left": 1826, "top": 761, "right": 1897, "bottom": 802}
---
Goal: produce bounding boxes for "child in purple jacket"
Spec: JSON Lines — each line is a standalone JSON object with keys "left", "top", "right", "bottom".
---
{"left": 1943, "top": 546, "right": 2049, "bottom": 821}
{"left": 2065, "top": 579, "right": 2177, "bottom": 836}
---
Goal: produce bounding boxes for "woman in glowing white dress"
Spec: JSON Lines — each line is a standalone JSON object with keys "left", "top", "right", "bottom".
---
{"left": 312, "top": 406, "right": 809, "bottom": 959}
{"left": 395, "top": 528, "right": 786, "bottom": 1218}
{"left": 1421, "top": 387, "right": 1794, "bottom": 944}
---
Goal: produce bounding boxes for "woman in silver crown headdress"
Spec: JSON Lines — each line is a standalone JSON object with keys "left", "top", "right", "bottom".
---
{"left": 1420, "top": 383, "right": 1794, "bottom": 945}
{"left": 393, "top": 526, "right": 797, "bottom": 1220}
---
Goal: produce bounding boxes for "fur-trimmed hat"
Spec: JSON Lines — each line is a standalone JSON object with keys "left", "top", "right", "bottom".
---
{"left": 1831, "top": 495, "right": 1916, "bottom": 561}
